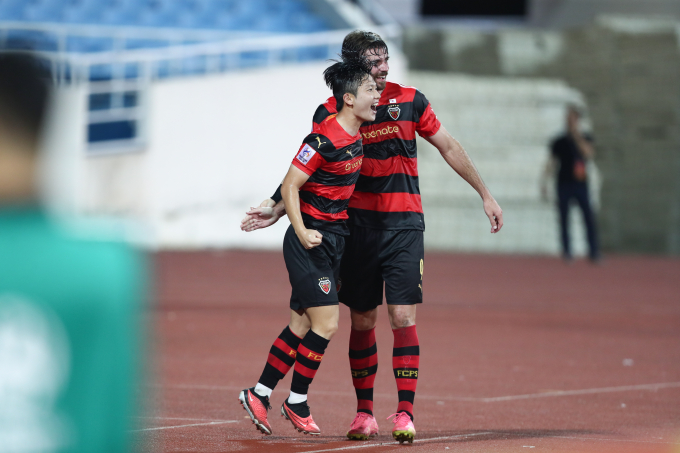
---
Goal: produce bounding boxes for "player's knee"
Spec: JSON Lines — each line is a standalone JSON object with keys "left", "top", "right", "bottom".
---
{"left": 350, "top": 308, "right": 378, "bottom": 330}
{"left": 289, "top": 323, "right": 310, "bottom": 338}
{"left": 388, "top": 309, "right": 416, "bottom": 329}
{"left": 313, "top": 320, "right": 338, "bottom": 339}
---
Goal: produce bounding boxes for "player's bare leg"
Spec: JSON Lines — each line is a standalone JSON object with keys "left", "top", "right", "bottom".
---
{"left": 289, "top": 308, "right": 312, "bottom": 338}
{"left": 388, "top": 304, "right": 418, "bottom": 443}
{"left": 387, "top": 305, "right": 416, "bottom": 329}
{"left": 350, "top": 307, "right": 378, "bottom": 330}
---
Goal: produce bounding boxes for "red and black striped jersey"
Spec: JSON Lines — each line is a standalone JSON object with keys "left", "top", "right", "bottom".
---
{"left": 291, "top": 114, "right": 364, "bottom": 236}
{"left": 312, "top": 81, "right": 441, "bottom": 231}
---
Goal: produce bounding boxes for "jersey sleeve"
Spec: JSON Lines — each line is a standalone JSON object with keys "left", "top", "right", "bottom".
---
{"left": 413, "top": 90, "right": 441, "bottom": 138}
{"left": 291, "top": 134, "right": 329, "bottom": 175}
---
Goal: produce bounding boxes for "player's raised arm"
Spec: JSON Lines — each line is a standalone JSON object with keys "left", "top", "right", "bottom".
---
{"left": 424, "top": 125, "right": 504, "bottom": 233}
{"left": 281, "top": 165, "right": 323, "bottom": 249}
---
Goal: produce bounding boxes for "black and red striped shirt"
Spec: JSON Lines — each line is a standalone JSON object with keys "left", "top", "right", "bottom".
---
{"left": 291, "top": 114, "right": 364, "bottom": 236}
{"left": 312, "top": 81, "right": 441, "bottom": 230}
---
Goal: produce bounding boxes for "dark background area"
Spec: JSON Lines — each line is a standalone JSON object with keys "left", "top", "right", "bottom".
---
{"left": 421, "top": 0, "right": 527, "bottom": 17}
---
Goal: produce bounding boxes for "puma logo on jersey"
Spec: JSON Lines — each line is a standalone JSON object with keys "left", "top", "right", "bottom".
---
{"left": 315, "top": 137, "right": 326, "bottom": 148}
{"left": 346, "top": 150, "right": 353, "bottom": 157}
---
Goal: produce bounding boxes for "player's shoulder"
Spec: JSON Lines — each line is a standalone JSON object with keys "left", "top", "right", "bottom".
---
{"left": 383, "top": 81, "right": 419, "bottom": 103}
{"left": 312, "top": 96, "right": 337, "bottom": 125}
{"left": 303, "top": 120, "right": 336, "bottom": 153}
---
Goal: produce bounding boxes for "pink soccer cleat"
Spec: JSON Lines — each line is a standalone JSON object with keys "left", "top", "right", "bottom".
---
{"left": 280, "top": 400, "right": 321, "bottom": 435}
{"left": 346, "top": 412, "right": 379, "bottom": 440}
{"left": 387, "top": 412, "right": 416, "bottom": 444}
{"left": 238, "top": 388, "right": 272, "bottom": 435}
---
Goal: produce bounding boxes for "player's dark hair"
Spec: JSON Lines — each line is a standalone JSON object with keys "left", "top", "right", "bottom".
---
{"left": 323, "top": 57, "right": 372, "bottom": 113}
{"left": 341, "top": 30, "right": 388, "bottom": 61}
{"left": 0, "top": 52, "right": 51, "bottom": 149}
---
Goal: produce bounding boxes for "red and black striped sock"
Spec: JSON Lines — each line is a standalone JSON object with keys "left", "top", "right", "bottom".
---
{"left": 393, "top": 325, "right": 419, "bottom": 420}
{"left": 257, "top": 326, "right": 302, "bottom": 390}
{"left": 349, "top": 327, "right": 378, "bottom": 415}
{"left": 290, "top": 330, "right": 330, "bottom": 395}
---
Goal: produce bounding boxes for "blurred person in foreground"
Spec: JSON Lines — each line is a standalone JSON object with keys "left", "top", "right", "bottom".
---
{"left": 241, "top": 31, "right": 503, "bottom": 443}
{"left": 0, "top": 52, "right": 146, "bottom": 452}
{"left": 542, "top": 105, "right": 600, "bottom": 262}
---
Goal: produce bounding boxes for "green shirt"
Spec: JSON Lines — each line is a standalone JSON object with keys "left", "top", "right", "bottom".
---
{"left": 0, "top": 207, "right": 146, "bottom": 452}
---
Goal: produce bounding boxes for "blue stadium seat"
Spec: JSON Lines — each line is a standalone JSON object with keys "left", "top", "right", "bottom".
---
{"left": 62, "top": 5, "right": 100, "bottom": 24}
{"left": 23, "top": 2, "right": 64, "bottom": 22}
{"left": 290, "top": 12, "right": 329, "bottom": 33}
{"left": 89, "top": 63, "right": 113, "bottom": 81}
{"left": 125, "top": 38, "right": 169, "bottom": 50}
{"left": 0, "top": 0, "right": 337, "bottom": 76}
{"left": 252, "top": 14, "right": 289, "bottom": 33}
{"left": 137, "top": 9, "right": 177, "bottom": 28}
{"left": 0, "top": 0, "right": 24, "bottom": 20}
{"left": 67, "top": 36, "right": 114, "bottom": 53}
{"left": 189, "top": 11, "right": 220, "bottom": 29}
{"left": 100, "top": 6, "right": 137, "bottom": 26}
{"left": 4, "top": 30, "right": 59, "bottom": 51}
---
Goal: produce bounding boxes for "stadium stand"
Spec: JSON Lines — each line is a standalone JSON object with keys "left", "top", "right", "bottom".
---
{"left": 0, "top": 0, "right": 351, "bottom": 147}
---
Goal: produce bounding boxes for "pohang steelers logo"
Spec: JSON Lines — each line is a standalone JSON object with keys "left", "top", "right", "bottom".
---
{"left": 387, "top": 105, "right": 400, "bottom": 120}
{"left": 318, "top": 279, "right": 331, "bottom": 295}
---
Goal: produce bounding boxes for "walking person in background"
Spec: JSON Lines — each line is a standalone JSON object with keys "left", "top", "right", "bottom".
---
{"left": 542, "top": 105, "right": 600, "bottom": 262}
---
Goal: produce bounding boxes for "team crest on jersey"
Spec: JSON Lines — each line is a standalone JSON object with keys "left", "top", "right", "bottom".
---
{"left": 296, "top": 143, "right": 316, "bottom": 165}
{"left": 318, "top": 278, "right": 331, "bottom": 295}
{"left": 387, "top": 105, "right": 400, "bottom": 120}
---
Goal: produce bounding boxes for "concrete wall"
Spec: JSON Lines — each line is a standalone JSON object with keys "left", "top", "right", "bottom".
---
{"left": 411, "top": 72, "right": 593, "bottom": 255}
{"left": 403, "top": 17, "right": 680, "bottom": 255}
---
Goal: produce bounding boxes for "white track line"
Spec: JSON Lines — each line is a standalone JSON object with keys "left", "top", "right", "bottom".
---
{"left": 131, "top": 420, "right": 238, "bottom": 432}
{"left": 477, "top": 381, "right": 680, "bottom": 402}
{"left": 302, "top": 432, "right": 494, "bottom": 453}
{"left": 303, "top": 432, "right": 680, "bottom": 452}
{"left": 134, "top": 416, "right": 234, "bottom": 422}
{"left": 544, "top": 435, "right": 680, "bottom": 445}
{"left": 158, "top": 381, "right": 680, "bottom": 403}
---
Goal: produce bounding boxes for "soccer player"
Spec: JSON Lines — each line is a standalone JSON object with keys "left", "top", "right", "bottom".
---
{"left": 238, "top": 57, "right": 380, "bottom": 436}
{"left": 242, "top": 31, "right": 504, "bottom": 443}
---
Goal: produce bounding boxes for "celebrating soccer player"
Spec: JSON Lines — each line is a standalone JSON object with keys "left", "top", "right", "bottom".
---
{"left": 242, "top": 31, "right": 504, "bottom": 443}
{"left": 238, "top": 57, "right": 380, "bottom": 436}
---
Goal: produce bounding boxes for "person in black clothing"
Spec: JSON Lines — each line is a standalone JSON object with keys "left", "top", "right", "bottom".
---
{"left": 542, "top": 105, "right": 600, "bottom": 262}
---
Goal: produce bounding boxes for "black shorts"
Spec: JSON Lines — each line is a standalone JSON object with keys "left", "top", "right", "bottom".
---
{"left": 283, "top": 224, "right": 345, "bottom": 310}
{"left": 338, "top": 226, "right": 424, "bottom": 312}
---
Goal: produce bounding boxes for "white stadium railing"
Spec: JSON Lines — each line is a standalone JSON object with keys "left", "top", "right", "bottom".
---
{"left": 0, "top": 22, "right": 401, "bottom": 152}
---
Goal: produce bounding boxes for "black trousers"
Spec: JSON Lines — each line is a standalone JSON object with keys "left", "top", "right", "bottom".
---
{"left": 557, "top": 182, "right": 600, "bottom": 259}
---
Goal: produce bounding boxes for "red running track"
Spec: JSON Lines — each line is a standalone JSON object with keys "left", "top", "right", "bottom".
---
{"left": 135, "top": 251, "right": 680, "bottom": 453}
